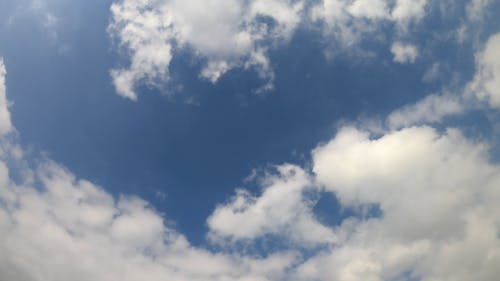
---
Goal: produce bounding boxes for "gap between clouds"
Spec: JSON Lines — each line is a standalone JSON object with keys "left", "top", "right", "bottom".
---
{"left": 2, "top": 29, "right": 500, "bottom": 280}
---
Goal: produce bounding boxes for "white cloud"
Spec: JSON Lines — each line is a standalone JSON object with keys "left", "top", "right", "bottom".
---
{"left": 387, "top": 93, "right": 463, "bottom": 129}
{"left": 390, "top": 42, "right": 418, "bottom": 63}
{"left": 347, "top": 0, "right": 389, "bottom": 20}
{"left": 391, "top": 0, "right": 428, "bottom": 28}
{"left": 468, "top": 32, "right": 500, "bottom": 108}
{"left": 109, "top": 0, "right": 304, "bottom": 100}
{"left": 208, "top": 164, "right": 336, "bottom": 246}
{"left": 306, "top": 125, "right": 500, "bottom": 281}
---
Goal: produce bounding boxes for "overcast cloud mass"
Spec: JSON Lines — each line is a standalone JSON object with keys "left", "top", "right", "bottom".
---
{"left": 0, "top": 0, "right": 500, "bottom": 280}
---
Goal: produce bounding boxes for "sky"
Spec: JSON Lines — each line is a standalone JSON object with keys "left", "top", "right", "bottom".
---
{"left": 0, "top": 0, "right": 500, "bottom": 280}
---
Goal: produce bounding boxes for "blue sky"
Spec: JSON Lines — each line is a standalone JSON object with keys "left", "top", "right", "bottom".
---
{"left": 0, "top": 1, "right": 500, "bottom": 280}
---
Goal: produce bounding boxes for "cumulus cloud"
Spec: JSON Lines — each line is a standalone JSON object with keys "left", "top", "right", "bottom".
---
{"left": 390, "top": 42, "right": 418, "bottom": 63}
{"left": 306, "top": 125, "right": 500, "bottom": 281}
{"left": 208, "top": 164, "right": 335, "bottom": 246}
{"left": 109, "top": 0, "right": 304, "bottom": 100}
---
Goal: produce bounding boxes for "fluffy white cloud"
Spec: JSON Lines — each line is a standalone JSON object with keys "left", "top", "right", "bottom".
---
{"left": 208, "top": 164, "right": 335, "bottom": 246}
{"left": 390, "top": 42, "right": 418, "bottom": 63}
{"left": 306, "top": 125, "right": 500, "bottom": 281}
{"left": 109, "top": 0, "right": 304, "bottom": 99}
{"left": 468, "top": 32, "right": 500, "bottom": 108}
